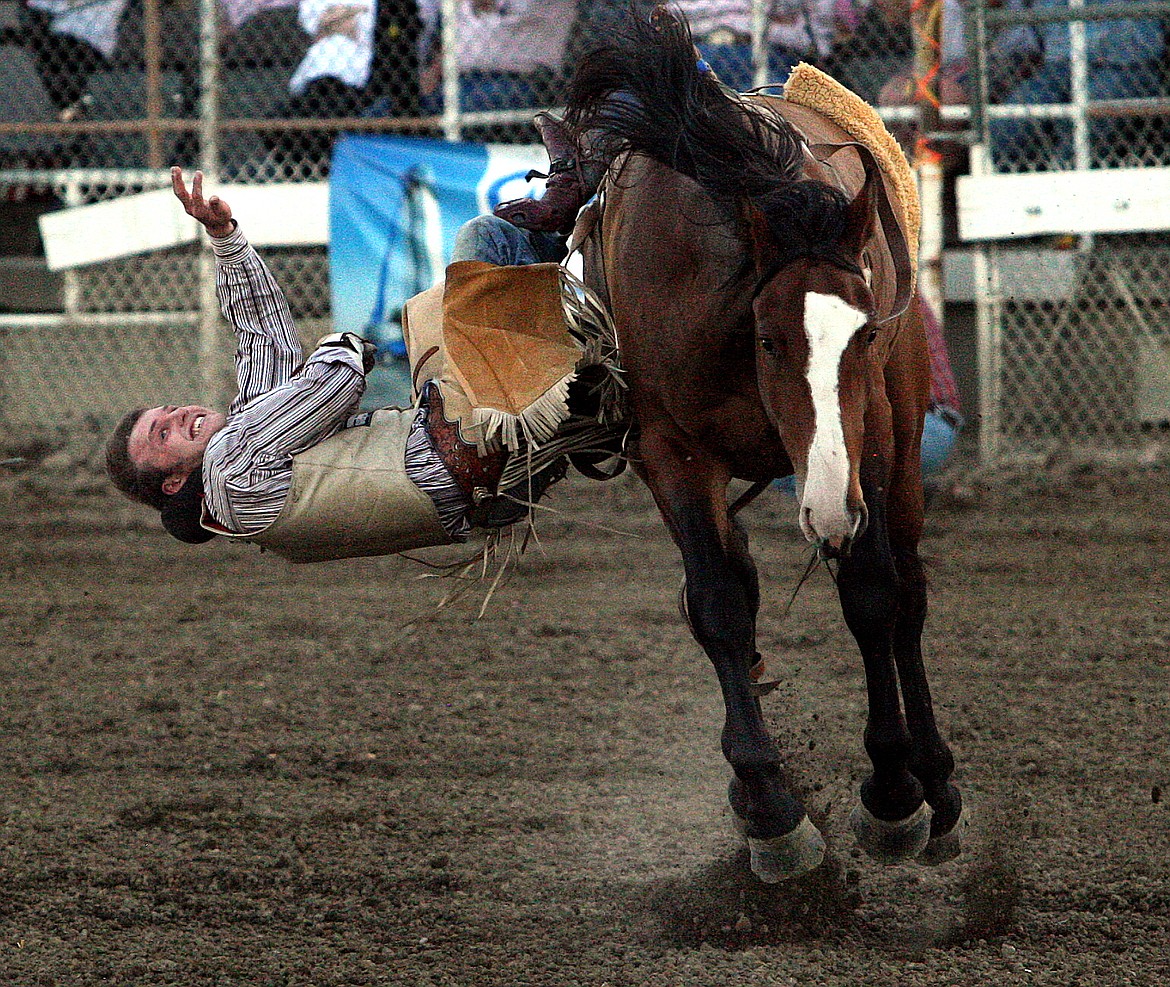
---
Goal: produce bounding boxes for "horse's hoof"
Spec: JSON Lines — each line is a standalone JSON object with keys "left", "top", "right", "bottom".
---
{"left": 850, "top": 801, "right": 932, "bottom": 864}
{"left": 733, "top": 814, "right": 826, "bottom": 883}
{"left": 917, "top": 806, "right": 970, "bottom": 866}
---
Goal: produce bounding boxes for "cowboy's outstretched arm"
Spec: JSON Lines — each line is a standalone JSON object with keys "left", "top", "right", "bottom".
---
{"left": 171, "top": 165, "right": 302, "bottom": 407}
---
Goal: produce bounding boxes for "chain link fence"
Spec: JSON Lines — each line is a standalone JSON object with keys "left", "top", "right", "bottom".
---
{"left": 964, "top": 0, "right": 1170, "bottom": 462}
{"left": 0, "top": 0, "right": 640, "bottom": 438}
{"left": 4, "top": 0, "right": 1169, "bottom": 469}
{"left": 973, "top": 0, "right": 1170, "bottom": 174}
{"left": 982, "top": 236, "right": 1170, "bottom": 453}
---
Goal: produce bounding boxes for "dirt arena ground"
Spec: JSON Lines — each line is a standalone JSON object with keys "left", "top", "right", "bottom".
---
{"left": 2, "top": 452, "right": 1167, "bottom": 986}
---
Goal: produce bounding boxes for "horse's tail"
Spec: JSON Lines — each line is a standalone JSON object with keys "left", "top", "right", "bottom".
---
{"left": 565, "top": 5, "right": 803, "bottom": 207}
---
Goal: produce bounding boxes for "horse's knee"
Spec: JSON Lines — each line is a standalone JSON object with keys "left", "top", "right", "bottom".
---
{"left": 684, "top": 576, "right": 755, "bottom": 651}
{"left": 837, "top": 569, "right": 899, "bottom": 640}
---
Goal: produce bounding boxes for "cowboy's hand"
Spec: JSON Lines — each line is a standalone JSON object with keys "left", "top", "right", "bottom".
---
{"left": 171, "top": 166, "right": 234, "bottom": 237}
{"left": 315, "top": 331, "right": 378, "bottom": 374}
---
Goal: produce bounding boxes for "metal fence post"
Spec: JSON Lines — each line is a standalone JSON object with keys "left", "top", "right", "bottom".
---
{"left": 61, "top": 177, "right": 83, "bottom": 319}
{"left": 751, "top": 0, "right": 767, "bottom": 90}
{"left": 1069, "top": 0, "right": 1090, "bottom": 171}
{"left": 144, "top": 0, "right": 165, "bottom": 169}
{"left": 198, "top": 0, "right": 224, "bottom": 411}
{"left": 969, "top": 144, "right": 1003, "bottom": 464}
{"left": 441, "top": 0, "right": 461, "bottom": 142}
{"left": 912, "top": 0, "right": 946, "bottom": 365}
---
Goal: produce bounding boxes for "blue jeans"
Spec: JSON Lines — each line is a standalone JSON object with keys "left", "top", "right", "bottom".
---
{"left": 773, "top": 408, "right": 963, "bottom": 496}
{"left": 451, "top": 214, "right": 568, "bottom": 266}
{"left": 421, "top": 70, "right": 555, "bottom": 114}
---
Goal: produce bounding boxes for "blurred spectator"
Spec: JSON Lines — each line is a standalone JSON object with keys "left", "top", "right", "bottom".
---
{"left": 221, "top": 0, "right": 301, "bottom": 30}
{"left": 22, "top": 0, "right": 127, "bottom": 116}
{"left": 287, "top": 0, "right": 378, "bottom": 106}
{"left": 272, "top": 0, "right": 424, "bottom": 163}
{"left": 24, "top": 2, "right": 423, "bottom": 132}
{"left": 674, "top": 0, "right": 837, "bottom": 91}
{"left": 826, "top": 0, "right": 967, "bottom": 106}
{"left": 835, "top": 0, "right": 970, "bottom": 170}
{"left": 367, "top": 0, "right": 425, "bottom": 117}
{"left": 22, "top": 0, "right": 301, "bottom": 116}
{"left": 988, "top": 0, "right": 1166, "bottom": 170}
{"left": 251, "top": 1, "right": 423, "bottom": 116}
{"left": 417, "top": 0, "right": 577, "bottom": 112}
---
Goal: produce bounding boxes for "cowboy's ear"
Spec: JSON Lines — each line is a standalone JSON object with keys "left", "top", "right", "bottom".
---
{"left": 162, "top": 471, "right": 189, "bottom": 497}
{"left": 842, "top": 162, "right": 880, "bottom": 257}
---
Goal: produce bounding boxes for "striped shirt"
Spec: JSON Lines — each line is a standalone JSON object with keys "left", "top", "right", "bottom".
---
{"left": 201, "top": 225, "right": 471, "bottom": 540}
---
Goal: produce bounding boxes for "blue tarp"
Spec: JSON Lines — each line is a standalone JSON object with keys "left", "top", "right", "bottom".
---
{"left": 329, "top": 133, "right": 547, "bottom": 406}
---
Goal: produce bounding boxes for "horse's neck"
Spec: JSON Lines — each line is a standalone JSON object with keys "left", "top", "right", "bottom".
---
{"left": 589, "top": 157, "right": 758, "bottom": 353}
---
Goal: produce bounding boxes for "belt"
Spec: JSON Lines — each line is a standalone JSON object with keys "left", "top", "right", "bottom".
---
{"left": 931, "top": 406, "right": 965, "bottom": 431}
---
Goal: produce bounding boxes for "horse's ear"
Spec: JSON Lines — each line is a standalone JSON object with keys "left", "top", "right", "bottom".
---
{"left": 842, "top": 162, "right": 880, "bottom": 258}
{"left": 745, "top": 202, "right": 779, "bottom": 276}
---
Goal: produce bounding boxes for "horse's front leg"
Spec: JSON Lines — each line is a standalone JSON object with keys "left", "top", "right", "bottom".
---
{"left": 885, "top": 465, "right": 967, "bottom": 863}
{"left": 836, "top": 478, "right": 934, "bottom": 863}
{"left": 887, "top": 545, "right": 966, "bottom": 863}
{"left": 641, "top": 437, "right": 825, "bottom": 882}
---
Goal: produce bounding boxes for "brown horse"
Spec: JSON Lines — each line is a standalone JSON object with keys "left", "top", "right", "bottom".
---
{"left": 567, "top": 9, "right": 964, "bottom": 882}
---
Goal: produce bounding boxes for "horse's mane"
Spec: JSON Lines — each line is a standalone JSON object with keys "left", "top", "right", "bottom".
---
{"left": 565, "top": 4, "right": 851, "bottom": 255}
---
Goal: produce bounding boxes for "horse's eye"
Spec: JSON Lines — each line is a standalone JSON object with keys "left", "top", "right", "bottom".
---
{"left": 865, "top": 326, "right": 878, "bottom": 345}
{"left": 758, "top": 336, "right": 777, "bottom": 354}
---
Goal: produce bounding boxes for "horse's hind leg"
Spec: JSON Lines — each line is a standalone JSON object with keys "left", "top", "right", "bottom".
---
{"left": 836, "top": 483, "right": 935, "bottom": 863}
{"left": 641, "top": 439, "right": 825, "bottom": 882}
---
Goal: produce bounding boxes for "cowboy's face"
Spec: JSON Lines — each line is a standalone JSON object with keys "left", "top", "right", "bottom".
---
{"left": 127, "top": 405, "right": 226, "bottom": 494}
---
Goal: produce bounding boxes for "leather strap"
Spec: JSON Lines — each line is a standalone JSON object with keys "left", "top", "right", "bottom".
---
{"left": 412, "top": 345, "right": 440, "bottom": 394}
{"left": 807, "top": 140, "right": 914, "bottom": 325}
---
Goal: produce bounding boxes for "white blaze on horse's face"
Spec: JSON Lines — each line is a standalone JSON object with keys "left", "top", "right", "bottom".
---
{"left": 799, "top": 290, "right": 867, "bottom": 548}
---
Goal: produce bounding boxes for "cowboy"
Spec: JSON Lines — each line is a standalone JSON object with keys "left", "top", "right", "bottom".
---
{"left": 105, "top": 167, "right": 566, "bottom": 563}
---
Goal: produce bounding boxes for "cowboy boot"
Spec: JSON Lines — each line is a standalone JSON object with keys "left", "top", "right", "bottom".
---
{"left": 422, "top": 382, "right": 509, "bottom": 507}
{"left": 494, "top": 112, "right": 602, "bottom": 234}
